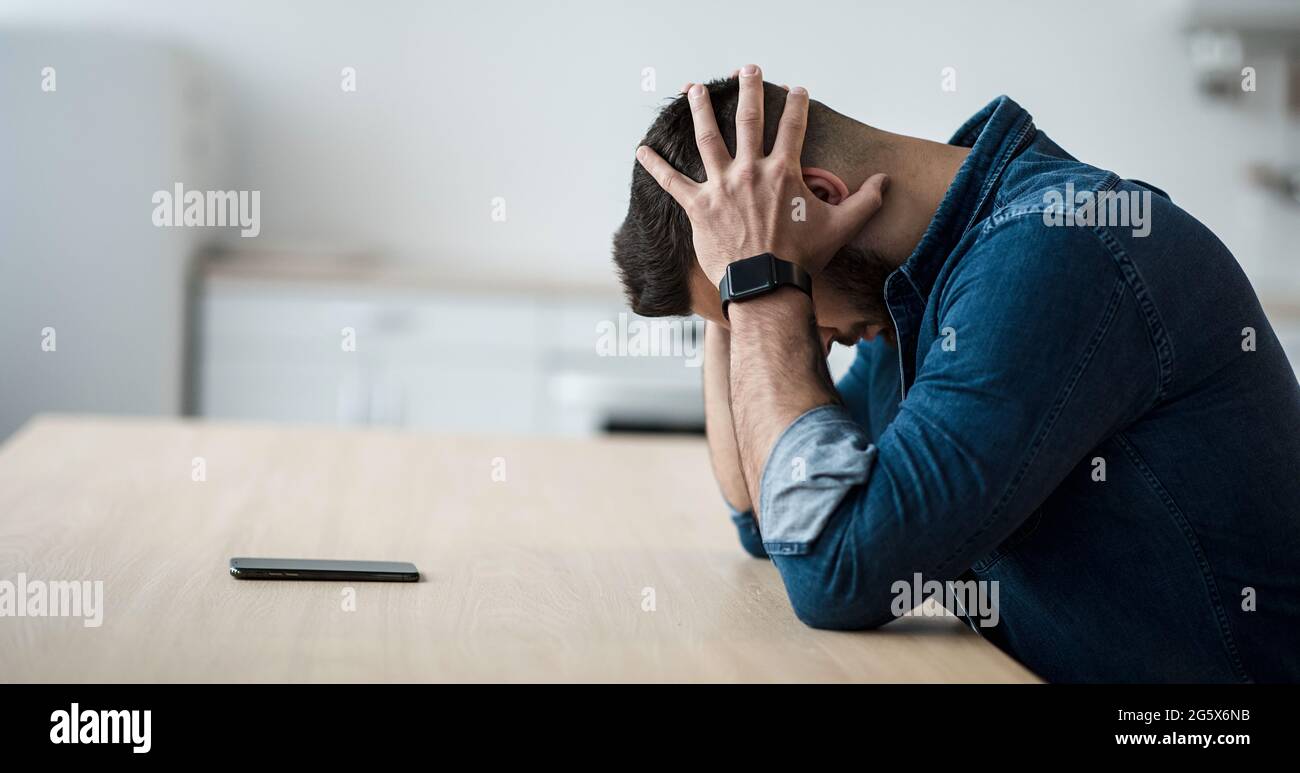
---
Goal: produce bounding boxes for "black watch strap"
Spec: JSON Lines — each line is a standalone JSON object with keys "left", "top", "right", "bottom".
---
{"left": 719, "top": 253, "right": 812, "bottom": 319}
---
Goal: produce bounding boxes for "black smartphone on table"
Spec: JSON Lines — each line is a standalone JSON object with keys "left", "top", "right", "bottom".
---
{"left": 229, "top": 557, "right": 419, "bottom": 582}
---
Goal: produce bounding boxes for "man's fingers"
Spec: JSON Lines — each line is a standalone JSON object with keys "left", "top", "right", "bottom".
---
{"left": 687, "top": 84, "right": 730, "bottom": 177}
{"left": 734, "top": 64, "right": 764, "bottom": 161}
{"left": 833, "top": 173, "right": 890, "bottom": 239}
{"left": 636, "top": 145, "right": 698, "bottom": 207}
{"left": 773, "top": 86, "right": 809, "bottom": 162}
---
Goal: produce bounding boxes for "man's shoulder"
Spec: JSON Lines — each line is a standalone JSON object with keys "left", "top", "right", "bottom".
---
{"left": 985, "top": 155, "right": 1123, "bottom": 232}
{"left": 929, "top": 192, "right": 1130, "bottom": 337}
{"left": 946, "top": 199, "right": 1117, "bottom": 291}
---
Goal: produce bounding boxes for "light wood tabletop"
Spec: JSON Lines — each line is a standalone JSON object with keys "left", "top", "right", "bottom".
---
{"left": 0, "top": 415, "right": 1038, "bottom": 683}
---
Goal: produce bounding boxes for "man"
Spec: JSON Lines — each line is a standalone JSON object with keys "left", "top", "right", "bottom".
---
{"left": 611, "top": 65, "right": 1300, "bottom": 682}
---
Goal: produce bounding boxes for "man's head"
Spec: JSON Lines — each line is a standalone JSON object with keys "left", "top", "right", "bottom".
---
{"left": 612, "top": 77, "right": 898, "bottom": 350}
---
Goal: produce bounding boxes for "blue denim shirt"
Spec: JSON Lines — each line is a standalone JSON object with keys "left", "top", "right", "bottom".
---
{"left": 731, "top": 96, "right": 1300, "bottom": 682}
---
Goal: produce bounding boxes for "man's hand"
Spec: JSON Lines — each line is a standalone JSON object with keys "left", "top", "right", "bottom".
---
{"left": 636, "top": 64, "right": 889, "bottom": 286}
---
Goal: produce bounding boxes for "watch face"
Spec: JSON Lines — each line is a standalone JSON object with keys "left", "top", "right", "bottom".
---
{"left": 727, "top": 254, "right": 776, "bottom": 297}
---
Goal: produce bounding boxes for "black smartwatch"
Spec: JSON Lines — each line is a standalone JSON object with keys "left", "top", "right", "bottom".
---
{"left": 718, "top": 253, "right": 813, "bottom": 319}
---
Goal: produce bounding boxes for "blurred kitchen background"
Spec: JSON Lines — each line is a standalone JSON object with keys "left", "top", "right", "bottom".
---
{"left": 2, "top": 0, "right": 1298, "bottom": 442}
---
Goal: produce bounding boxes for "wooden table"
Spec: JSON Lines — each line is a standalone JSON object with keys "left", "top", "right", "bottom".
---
{"left": 0, "top": 415, "right": 1038, "bottom": 683}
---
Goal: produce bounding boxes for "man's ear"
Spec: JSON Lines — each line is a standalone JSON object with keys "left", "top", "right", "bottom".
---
{"left": 803, "top": 167, "right": 851, "bottom": 205}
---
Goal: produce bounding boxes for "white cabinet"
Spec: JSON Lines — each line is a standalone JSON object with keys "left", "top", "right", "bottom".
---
{"left": 196, "top": 272, "right": 705, "bottom": 435}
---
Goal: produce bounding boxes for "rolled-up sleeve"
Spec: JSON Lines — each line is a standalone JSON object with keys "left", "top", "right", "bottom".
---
{"left": 757, "top": 405, "right": 878, "bottom": 555}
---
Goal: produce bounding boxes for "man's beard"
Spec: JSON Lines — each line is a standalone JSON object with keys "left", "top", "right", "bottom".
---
{"left": 821, "top": 242, "right": 896, "bottom": 340}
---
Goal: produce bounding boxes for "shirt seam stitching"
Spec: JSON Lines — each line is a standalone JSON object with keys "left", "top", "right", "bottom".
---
{"left": 1114, "top": 433, "right": 1252, "bottom": 682}
{"left": 1085, "top": 224, "right": 1176, "bottom": 403}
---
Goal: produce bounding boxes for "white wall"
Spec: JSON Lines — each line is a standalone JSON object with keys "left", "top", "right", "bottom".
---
{"left": 2, "top": 0, "right": 1297, "bottom": 292}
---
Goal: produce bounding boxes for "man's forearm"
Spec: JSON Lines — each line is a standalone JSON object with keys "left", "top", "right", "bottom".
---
{"left": 728, "top": 288, "right": 839, "bottom": 519}
{"left": 703, "top": 322, "right": 752, "bottom": 512}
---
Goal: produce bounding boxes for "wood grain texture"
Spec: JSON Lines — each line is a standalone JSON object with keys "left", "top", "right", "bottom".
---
{"left": 0, "top": 415, "right": 1038, "bottom": 683}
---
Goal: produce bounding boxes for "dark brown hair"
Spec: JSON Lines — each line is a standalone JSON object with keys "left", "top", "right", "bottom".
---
{"left": 612, "top": 78, "right": 851, "bottom": 317}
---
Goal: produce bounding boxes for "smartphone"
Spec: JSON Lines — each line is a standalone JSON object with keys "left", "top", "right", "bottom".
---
{"left": 229, "top": 557, "right": 419, "bottom": 582}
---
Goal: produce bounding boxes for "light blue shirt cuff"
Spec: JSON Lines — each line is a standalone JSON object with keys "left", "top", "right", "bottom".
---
{"left": 758, "top": 404, "right": 877, "bottom": 555}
